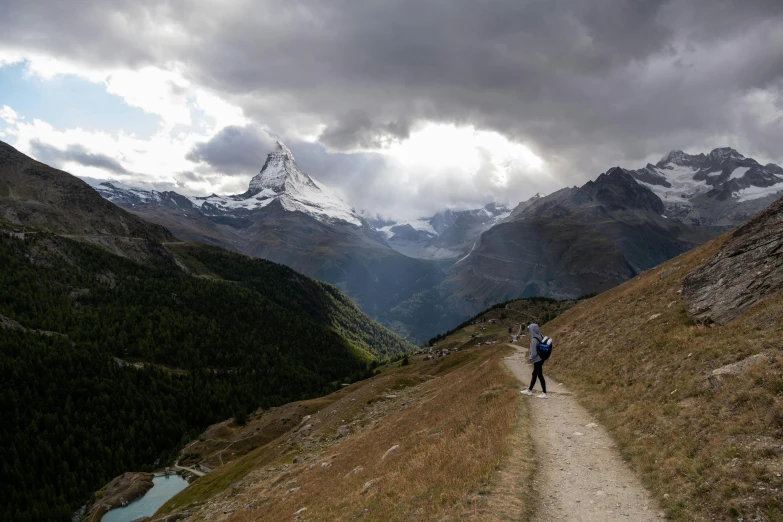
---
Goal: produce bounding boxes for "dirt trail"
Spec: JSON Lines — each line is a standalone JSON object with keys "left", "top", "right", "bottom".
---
{"left": 504, "top": 347, "right": 663, "bottom": 521}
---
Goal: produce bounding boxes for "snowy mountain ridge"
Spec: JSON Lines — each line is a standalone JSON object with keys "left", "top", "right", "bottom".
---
{"left": 90, "top": 142, "right": 362, "bottom": 226}
{"left": 622, "top": 147, "right": 783, "bottom": 226}
{"left": 369, "top": 203, "right": 512, "bottom": 240}
{"left": 631, "top": 147, "right": 783, "bottom": 206}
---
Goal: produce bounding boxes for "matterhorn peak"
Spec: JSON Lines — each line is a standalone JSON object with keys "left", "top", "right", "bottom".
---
{"left": 248, "top": 141, "right": 313, "bottom": 195}
{"left": 274, "top": 140, "right": 295, "bottom": 159}
{"left": 240, "top": 141, "right": 362, "bottom": 226}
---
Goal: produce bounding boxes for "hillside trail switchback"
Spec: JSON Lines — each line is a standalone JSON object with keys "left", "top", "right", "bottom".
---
{"left": 503, "top": 346, "right": 663, "bottom": 521}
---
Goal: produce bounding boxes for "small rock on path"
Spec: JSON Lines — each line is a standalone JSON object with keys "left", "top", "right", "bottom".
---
{"left": 504, "top": 348, "right": 662, "bottom": 522}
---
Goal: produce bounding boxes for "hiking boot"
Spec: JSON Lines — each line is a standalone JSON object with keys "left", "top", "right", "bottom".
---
{"left": 520, "top": 389, "right": 533, "bottom": 395}
{"left": 537, "top": 393, "right": 548, "bottom": 399}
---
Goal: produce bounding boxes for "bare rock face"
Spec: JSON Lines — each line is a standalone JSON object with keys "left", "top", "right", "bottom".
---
{"left": 683, "top": 194, "right": 783, "bottom": 325}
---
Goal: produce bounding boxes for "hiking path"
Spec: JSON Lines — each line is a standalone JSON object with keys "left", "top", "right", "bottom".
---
{"left": 503, "top": 346, "right": 664, "bottom": 521}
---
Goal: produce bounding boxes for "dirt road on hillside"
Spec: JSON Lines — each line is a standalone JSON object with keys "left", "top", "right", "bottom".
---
{"left": 504, "top": 347, "right": 663, "bottom": 521}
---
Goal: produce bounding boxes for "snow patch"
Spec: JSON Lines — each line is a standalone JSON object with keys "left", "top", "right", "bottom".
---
{"left": 377, "top": 225, "right": 395, "bottom": 239}
{"left": 729, "top": 166, "right": 750, "bottom": 180}
{"left": 734, "top": 181, "right": 783, "bottom": 202}
{"left": 408, "top": 219, "right": 438, "bottom": 235}
{"left": 636, "top": 164, "right": 710, "bottom": 204}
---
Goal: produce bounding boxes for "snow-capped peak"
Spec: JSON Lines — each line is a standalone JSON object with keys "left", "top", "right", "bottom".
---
{"left": 242, "top": 142, "right": 361, "bottom": 226}
{"left": 630, "top": 146, "right": 783, "bottom": 214}
{"left": 86, "top": 142, "right": 363, "bottom": 227}
{"left": 248, "top": 141, "right": 314, "bottom": 194}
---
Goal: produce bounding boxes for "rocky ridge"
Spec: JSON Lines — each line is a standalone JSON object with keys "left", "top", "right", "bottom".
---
{"left": 682, "top": 193, "right": 783, "bottom": 325}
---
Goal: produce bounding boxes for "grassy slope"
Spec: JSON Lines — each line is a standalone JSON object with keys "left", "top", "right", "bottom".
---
{"left": 543, "top": 236, "right": 783, "bottom": 521}
{"left": 157, "top": 341, "right": 535, "bottom": 522}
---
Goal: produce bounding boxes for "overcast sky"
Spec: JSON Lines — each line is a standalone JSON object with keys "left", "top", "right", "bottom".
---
{"left": 1, "top": 0, "right": 782, "bottom": 219}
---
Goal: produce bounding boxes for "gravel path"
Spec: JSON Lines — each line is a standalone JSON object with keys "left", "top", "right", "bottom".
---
{"left": 504, "top": 348, "right": 664, "bottom": 521}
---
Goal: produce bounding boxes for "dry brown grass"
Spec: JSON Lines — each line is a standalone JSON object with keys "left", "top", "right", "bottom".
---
{"left": 179, "top": 396, "right": 341, "bottom": 470}
{"left": 543, "top": 237, "right": 783, "bottom": 521}
{"left": 155, "top": 345, "right": 534, "bottom": 521}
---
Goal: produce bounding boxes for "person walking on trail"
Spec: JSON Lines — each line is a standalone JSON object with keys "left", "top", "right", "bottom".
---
{"left": 521, "top": 323, "right": 547, "bottom": 398}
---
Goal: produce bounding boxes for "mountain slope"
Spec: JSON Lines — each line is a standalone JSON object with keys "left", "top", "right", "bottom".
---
{"left": 0, "top": 141, "right": 173, "bottom": 261}
{"left": 541, "top": 193, "right": 783, "bottom": 521}
{"left": 445, "top": 168, "right": 713, "bottom": 305}
{"left": 683, "top": 192, "right": 783, "bottom": 326}
{"left": 0, "top": 142, "right": 416, "bottom": 520}
{"left": 153, "top": 336, "right": 530, "bottom": 522}
{"left": 85, "top": 144, "right": 783, "bottom": 343}
{"left": 0, "top": 228, "right": 413, "bottom": 522}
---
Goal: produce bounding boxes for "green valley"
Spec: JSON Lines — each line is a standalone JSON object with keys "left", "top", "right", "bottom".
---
{"left": 0, "top": 230, "right": 411, "bottom": 521}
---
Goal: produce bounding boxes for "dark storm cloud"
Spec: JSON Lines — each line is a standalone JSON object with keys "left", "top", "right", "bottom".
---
{"left": 319, "top": 111, "right": 411, "bottom": 150}
{"left": 186, "top": 125, "right": 276, "bottom": 174}
{"left": 30, "top": 140, "right": 130, "bottom": 174}
{"left": 3, "top": 0, "right": 783, "bottom": 208}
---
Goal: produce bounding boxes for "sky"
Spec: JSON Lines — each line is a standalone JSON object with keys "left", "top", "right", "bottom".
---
{"left": 1, "top": 0, "right": 782, "bottom": 220}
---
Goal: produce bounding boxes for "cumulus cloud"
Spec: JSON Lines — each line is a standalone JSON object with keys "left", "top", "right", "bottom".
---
{"left": 0, "top": 105, "right": 21, "bottom": 124}
{"left": 1, "top": 0, "right": 782, "bottom": 217}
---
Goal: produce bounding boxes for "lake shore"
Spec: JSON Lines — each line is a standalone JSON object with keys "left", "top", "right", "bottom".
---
{"left": 83, "top": 471, "right": 155, "bottom": 522}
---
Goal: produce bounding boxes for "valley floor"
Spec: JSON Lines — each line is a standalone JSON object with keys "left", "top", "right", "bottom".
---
{"left": 504, "top": 347, "right": 663, "bottom": 521}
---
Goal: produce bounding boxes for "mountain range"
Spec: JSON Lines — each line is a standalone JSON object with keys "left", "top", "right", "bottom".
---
{"left": 81, "top": 143, "right": 783, "bottom": 342}
{"left": 84, "top": 141, "right": 783, "bottom": 342}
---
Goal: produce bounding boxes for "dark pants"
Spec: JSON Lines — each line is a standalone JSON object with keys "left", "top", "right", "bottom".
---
{"left": 529, "top": 361, "right": 546, "bottom": 393}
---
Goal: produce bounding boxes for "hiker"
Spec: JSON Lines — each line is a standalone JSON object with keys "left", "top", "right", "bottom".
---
{"left": 521, "top": 323, "right": 548, "bottom": 398}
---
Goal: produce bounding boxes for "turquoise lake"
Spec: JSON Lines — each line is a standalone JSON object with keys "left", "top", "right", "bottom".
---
{"left": 101, "top": 474, "right": 188, "bottom": 522}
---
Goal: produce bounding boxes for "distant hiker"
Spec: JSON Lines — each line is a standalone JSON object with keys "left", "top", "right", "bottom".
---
{"left": 521, "top": 323, "right": 550, "bottom": 398}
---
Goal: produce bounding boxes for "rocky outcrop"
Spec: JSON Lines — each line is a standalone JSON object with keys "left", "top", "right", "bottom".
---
{"left": 682, "top": 194, "right": 783, "bottom": 325}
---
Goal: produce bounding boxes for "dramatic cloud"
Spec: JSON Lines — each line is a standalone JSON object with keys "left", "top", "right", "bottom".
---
{"left": 319, "top": 111, "right": 411, "bottom": 150}
{"left": 1, "top": 0, "right": 782, "bottom": 217}
{"left": 30, "top": 140, "right": 130, "bottom": 175}
{"left": 186, "top": 125, "right": 276, "bottom": 175}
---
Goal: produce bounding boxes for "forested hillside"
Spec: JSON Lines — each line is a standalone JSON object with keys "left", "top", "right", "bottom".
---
{"left": 0, "top": 231, "right": 411, "bottom": 521}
